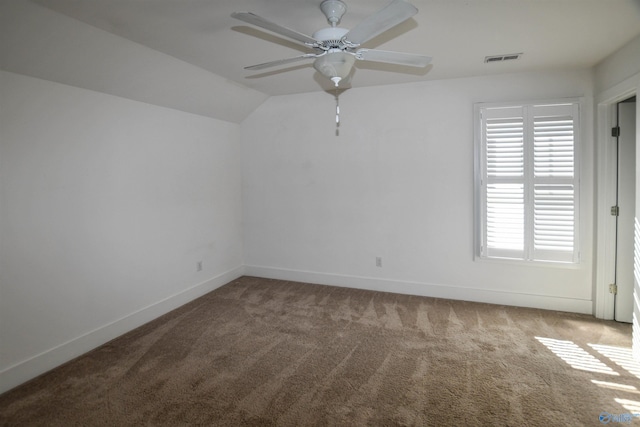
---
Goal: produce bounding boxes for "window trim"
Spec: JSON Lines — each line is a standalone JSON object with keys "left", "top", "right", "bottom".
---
{"left": 474, "top": 98, "right": 581, "bottom": 266}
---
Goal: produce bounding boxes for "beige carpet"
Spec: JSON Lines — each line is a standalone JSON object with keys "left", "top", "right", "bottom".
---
{"left": 0, "top": 276, "right": 637, "bottom": 426}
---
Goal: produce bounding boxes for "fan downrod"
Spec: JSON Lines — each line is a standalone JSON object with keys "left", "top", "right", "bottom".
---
{"left": 320, "top": 0, "right": 347, "bottom": 27}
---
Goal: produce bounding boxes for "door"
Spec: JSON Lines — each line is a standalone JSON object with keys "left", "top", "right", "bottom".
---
{"left": 615, "top": 97, "right": 637, "bottom": 323}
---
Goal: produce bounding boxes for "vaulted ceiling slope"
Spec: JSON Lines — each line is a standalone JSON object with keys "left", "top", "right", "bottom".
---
{"left": 2, "top": 0, "right": 640, "bottom": 121}
{"left": 0, "top": 0, "right": 268, "bottom": 123}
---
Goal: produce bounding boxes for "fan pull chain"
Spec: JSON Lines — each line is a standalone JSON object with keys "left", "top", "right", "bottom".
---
{"left": 335, "top": 88, "right": 340, "bottom": 136}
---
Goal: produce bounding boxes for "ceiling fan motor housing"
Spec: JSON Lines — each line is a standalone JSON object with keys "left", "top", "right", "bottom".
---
{"left": 312, "top": 27, "right": 350, "bottom": 49}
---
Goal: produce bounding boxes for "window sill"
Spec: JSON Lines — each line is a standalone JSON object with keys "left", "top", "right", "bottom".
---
{"left": 474, "top": 254, "right": 581, "bottom": 270}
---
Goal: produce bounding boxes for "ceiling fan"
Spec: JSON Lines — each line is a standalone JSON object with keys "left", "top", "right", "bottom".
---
{"left": 231, "top": 0, "right": 432, "bottom": 88}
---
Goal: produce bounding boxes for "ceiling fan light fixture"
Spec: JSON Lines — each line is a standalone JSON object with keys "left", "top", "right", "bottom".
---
{"left": 313, "top": 51, "right": 356, "bottom": 87}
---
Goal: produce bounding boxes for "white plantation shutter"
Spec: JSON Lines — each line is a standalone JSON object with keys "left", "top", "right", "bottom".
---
{"left": 477, "top": 101, "right": 579, "bottom": 263}
{"left": 532, "top": 105, "right": 578, "bottom": 262}
{"left": 483, "top": 107, "right": 525, "bottom": 259}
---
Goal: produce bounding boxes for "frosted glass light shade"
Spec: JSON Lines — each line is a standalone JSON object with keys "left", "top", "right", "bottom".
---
{"left": 313, "top": 51, "right": 355, "bottom": 86}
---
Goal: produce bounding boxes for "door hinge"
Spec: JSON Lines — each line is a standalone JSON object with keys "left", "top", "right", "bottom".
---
{"left": 611, "top": 206, "right": 620, "bottom": 216}
{"left": 609, "top": 283, "right": 618, "bottom": 295}
{"left": 612, "top": 126, "right": 621, "bottom": 137}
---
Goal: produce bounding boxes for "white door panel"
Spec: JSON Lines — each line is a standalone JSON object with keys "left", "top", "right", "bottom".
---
{"left": 616, "top": 100, "right": 636, "bottom": 323}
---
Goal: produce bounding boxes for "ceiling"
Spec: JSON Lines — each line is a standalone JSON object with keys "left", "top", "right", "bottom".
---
{"left": 32, "top": 0, "right": 640, "bottom": 96}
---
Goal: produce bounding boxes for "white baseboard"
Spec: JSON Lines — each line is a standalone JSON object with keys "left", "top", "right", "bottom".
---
{"left": 0, "top": 265, "right": 244, "bottom": 395}
{"left": 245, "top": 265, "right": 593, "bottom": 315}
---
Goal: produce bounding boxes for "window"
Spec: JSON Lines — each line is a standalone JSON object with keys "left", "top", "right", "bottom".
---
{"left": 475, "top": 100, "right": 580, "bottom": 264}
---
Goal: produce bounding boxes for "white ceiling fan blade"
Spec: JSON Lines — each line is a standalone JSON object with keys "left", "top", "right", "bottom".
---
{"left": 344, "top": 0, "right": 418, "bottom": 46}
{"left": 244, "top": 54, "right": 318, "bottom": 71}
{"left": 356, "top": 49, "right": 431, "bottom": 67}
{"left": 231, "top": 12, "right": 319, "bottom": 46}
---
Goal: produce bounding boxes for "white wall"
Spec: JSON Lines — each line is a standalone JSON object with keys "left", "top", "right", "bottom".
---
{"left": 0, "top": 71, "right": 244, "bottom": 393}
{"left": 594, "top": 34, "right": 640, "bottom": 95}
{"left": 242, "top": 70, "right": 595, "bottom": 313}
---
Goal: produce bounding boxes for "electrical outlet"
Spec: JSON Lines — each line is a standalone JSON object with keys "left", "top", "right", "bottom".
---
{"left": 196, "top": 261, "right": 203, "bottom": 272}
{"left": 376, "top": 257, "right": 382, "bottom": 267}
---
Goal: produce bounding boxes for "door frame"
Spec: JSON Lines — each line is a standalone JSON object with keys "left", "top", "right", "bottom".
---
{"left": 613, "top": 98, "right": 636, "bottom": 322}
{"left": 595, "top": 75, "right": 638, "bottom": 320}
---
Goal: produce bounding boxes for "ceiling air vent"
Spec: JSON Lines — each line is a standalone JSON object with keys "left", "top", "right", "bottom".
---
{"left": 484, "top": 53, "right": 523, "bottom": 63}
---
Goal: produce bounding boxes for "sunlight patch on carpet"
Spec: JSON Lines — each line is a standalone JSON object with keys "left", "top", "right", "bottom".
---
{"left": 535, "top": 337, "right": 618, "bottom": 375}
{"left": 615, "top": 398, "right": 640, "bottom": 413}
{"left": 589, "top": 344, "right": 640, "bottom": 379}
{"left": 591, "top": 380, "right": 639, "bottom": 394}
